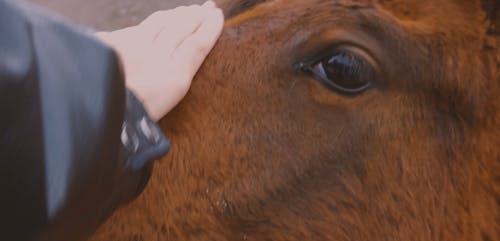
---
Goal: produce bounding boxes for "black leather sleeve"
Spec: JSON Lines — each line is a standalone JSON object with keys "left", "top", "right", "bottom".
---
{"left": 0, "top": 0, "right": 169, "bottom": 240}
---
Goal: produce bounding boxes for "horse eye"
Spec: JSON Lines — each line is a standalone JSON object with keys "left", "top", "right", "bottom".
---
{"left": 302, "top": 50, "right": 375, "bottom": 95}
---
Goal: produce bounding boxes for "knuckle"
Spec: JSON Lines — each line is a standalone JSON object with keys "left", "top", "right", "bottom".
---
{"left": 145, "top": 11, "right": 163, "bottom": 22}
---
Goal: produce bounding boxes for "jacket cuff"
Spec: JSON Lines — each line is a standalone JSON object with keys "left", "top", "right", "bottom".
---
{"left": 120, "top": 90, "right": 170, "bottom": 171}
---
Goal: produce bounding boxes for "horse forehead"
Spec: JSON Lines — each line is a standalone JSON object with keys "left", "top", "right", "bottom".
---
{"left": 262, "top": 0, "right": 372, "bottom": 7}
{"left": 225, "top": 0, "right": 373, "bottom": 27}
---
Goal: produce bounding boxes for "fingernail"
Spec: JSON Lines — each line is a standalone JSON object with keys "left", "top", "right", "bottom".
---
{"left": 203, "top": 0, "right": 216, "bottom": 8}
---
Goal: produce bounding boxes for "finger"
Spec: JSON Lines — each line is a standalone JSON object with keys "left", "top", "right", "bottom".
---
{"left": 140, "top": 5, "right": 204, "bottom": 39}
{"left": 143, "top": 0, "right": 215, "bottom": 27}
{"left": 202, "top": 0, "right": 216, "bottom": 8}
{"left": 141, "top": 5, "right": 197, "bottom": 26}
{"left": 153, "top": 5, "right": 219, "bottom": 54}
{"left": 170, "top": 8, "right": 224, "bottom": 80}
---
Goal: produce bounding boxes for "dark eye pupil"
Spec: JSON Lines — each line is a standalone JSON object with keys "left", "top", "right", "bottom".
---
{"left": 311, "top": 51, "right": 373, "bottom": 94}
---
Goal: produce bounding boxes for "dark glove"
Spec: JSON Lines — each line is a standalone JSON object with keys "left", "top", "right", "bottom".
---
{"left": 0, "top": 0, "right": 169, "bottom": 240}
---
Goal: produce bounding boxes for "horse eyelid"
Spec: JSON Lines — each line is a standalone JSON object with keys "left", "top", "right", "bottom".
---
{"left": 296, "top": 62, "right": 312, "bottom": 72}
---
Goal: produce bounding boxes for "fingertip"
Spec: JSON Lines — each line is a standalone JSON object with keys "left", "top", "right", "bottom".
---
{"left": 206, "top": 8, "right": 225, "bottom": 35}
{"left": 203, "top": 1, "right": 216, "bottom": 8}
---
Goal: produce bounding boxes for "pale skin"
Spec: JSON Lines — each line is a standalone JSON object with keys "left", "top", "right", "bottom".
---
{"left": 96, "top": 1, "right": 224, "bottom": 121}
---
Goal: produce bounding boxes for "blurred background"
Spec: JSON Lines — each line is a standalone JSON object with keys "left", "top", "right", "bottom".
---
{"left": 28, "top": 0, "right": 205, "bottom": 30}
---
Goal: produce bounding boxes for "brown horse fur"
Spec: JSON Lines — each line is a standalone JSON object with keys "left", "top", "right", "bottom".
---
{"left": 90, "top": 0, "right": 499, "bottom": 240}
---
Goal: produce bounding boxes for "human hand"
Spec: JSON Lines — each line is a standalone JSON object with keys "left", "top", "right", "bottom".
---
{"left": 96, "top": 1, "right": 224, "bottom": 121}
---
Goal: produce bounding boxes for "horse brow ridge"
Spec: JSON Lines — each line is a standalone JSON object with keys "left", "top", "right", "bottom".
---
{"left": 224, "top": 0, "right": 268, "bottom": 19}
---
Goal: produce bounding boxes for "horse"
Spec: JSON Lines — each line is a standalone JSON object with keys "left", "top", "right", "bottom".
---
{"left": 90, "top": 0, "right": 499, "bottom": 240}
